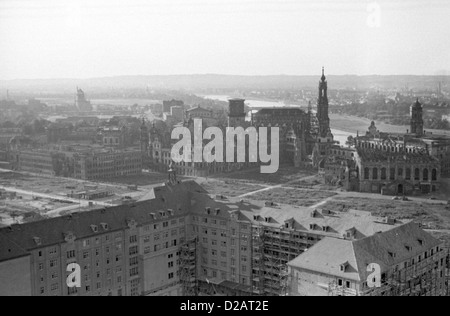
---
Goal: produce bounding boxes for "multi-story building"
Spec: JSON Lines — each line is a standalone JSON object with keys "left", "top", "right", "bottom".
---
{"left": 288, "top": 222, "right": 447, "bottom": 296}
{"left": 0, "top": 179, "right": 446, "bottom": 296}
{"left": 322, "top": 98, "right": 450, "bottom": 194}
{"left": 252, "top": 107, "right": 312, "bottom": 167}
{"left": 17, "top": 146, "right": 142, "bottom": 180}
{"left": 99, "top": 126, "right": 128, "bottom": 148}
{"left": 186, "top": 106, "right": 218, "bottom": 127}
{"left": 354, "top": 146, "right": 441, "bottom": 195}
{"left": 0, "top": 180, "right": 198, "bottom": 296}
{"left": 353, "top": 100, "right": 450, "bottom": 178}
{"left": 18, "top": 149, "right": 67, "bottom": 176}
{"left": 72, "top": 148, "right": 142, "bottom": 180}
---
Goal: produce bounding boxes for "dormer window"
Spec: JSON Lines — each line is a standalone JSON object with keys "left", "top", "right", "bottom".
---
{"left": 340, "top": 262, "right": 349, "bottom": 272}
{"left": 159, "top": 211, "right": 166, "bottom": 218}
{"left": 345, "top": 228, "right": 356, "bottom": 239}
{"left": 33, "top": 237, "right": 42, "bottom": 246}
{"left": 323, "top": 226, "right": 330, "bottom": 232}
{"left": 100, "top": 223, "right": 109, "bottom": 231}
{"left": 405, "top": 245, "right": 411, "bottom": 252}
{"left": 150, "top": 213, "right": 156, "bottom": 220}
{"left": 215, "top": 208, "right": 220, "bottom": 216}
{"left": 309, "top": 224, "right": 316, "bottom": 230}
{"left": 167, "top": 209, "right": 174, "bottom": 216}
{"left": 205, "top": 207, "right": 211, "bottom": 215}
{"left": 388, "top": 251, "right": 396, "bottom": 258}
{"left": 91, "top": 225, "right": 99, "bottom": 233}
{"left": 265, "top": 217, "right": 271, "bottom": 223}
{"left": 127, "top": 219, "right": 137, "bottom": 229}
{"left": 418, "top": 239, "right": 424, "bottom": 246}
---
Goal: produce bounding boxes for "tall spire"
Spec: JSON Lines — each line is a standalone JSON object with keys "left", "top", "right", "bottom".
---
{"left": 321, "top": 67, "right": 326, "bottom": 82}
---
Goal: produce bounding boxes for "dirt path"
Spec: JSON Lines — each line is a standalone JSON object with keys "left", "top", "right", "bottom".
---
{"left": 237, "top": 175, "right": 318, "bottom": 198}
{"left": 0, "top": 185, "right": 114, "bottom": 207}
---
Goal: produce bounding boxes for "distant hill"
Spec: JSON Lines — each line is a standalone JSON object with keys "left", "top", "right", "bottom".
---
{"left": 0, "top": 74, "right": 448, "bottom": 93}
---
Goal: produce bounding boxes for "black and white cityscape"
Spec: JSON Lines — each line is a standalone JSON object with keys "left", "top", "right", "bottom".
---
{"left": 0, "top": 0, "right": 449, "bottom": 298}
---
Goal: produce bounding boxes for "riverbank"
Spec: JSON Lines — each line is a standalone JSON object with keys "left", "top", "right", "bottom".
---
{"left": 330, "top": 114, "right": 450, "bottom": 136}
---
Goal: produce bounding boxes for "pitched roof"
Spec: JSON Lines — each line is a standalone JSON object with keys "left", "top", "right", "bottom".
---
{"left": 0, "top": 234, "right": 29, "bottom": 263}
{"left": 288, "top": 222, "right": 442, "bottom": 282}
{"left": 0, "top": 181, "right": 203, "bottom": 262}
{"left": 186, "top": 106, "right": 212, "bottom": 113}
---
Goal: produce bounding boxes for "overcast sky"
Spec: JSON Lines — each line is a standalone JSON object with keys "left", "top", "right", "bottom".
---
{"left": 1, "top": 0, "right": 449, "bottom": 79}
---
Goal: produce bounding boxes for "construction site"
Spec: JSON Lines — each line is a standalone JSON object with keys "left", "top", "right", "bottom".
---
{"left": 327, "top": 248, "right": 450, "bottom": 297}
{"left": 252, "top": 224, "right": 306, "bottom": 296}
{"left": 177, "top": 221, "right": 450, "bottom": 297}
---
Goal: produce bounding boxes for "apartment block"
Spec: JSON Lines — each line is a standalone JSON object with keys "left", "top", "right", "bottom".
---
{"left": 0, "top": 181, "right": 199, "bottom": 296}
{"left": 288, "top": 222, "right": 447, "bottom": 296}
{"left": 0, "top": 179, "right": 446, "bottom": 296}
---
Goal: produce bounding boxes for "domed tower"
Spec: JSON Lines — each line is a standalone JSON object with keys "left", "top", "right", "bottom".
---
{"left": 410, "top": 98, "right": 424, "bottom": 137}
{"left": 228, "top": 98, "right": 246, "bottom": 128}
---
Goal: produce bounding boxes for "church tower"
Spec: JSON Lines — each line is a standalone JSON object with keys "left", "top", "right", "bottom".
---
{"left": 313, "top": 68, "right": 334, "bottom": 168}
{"left": 140, "top": 118, "right": 149, "bottom": 164}
{"left": 317, "top": 67, "right": 331, "bottom": 138}
{"left": 410, "top": 98, "right": 424, "bottom": 137}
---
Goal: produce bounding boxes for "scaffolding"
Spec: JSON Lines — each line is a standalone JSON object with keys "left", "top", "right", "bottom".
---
{"left": 328, "top": 248, "right": 448, "bottom": 297}
{"left": 252, "top": 224, "right": 311, "bottom": 296}
{"left": 179, "top": 237, "right": 198, "bottom": 296}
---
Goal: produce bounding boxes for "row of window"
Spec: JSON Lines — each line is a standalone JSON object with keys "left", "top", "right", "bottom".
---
{"left": 363, "top": 167, "right": 438, "bottom": 181}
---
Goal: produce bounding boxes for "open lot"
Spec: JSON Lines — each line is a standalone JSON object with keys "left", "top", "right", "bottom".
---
{"left": 108, "top": 172, "right": 185, "bottom": 187}
{"left": 210, "top": 165, "right": 316, "bottom": 185}
{"left": 0, "top": 171, "right": 132, "bottom": 197}
{"left": 195, "top": 178, "right": 266, "bottom": 198}
{"left": 248, "top": 188, "right": 337, "bottom": 208}
{"left": 0, "top": 170, "right": 152, "bottom": 225}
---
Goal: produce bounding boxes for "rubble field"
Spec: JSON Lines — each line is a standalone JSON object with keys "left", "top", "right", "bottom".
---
{"left": 196, "top": 179, "right": 266, "bottom": 198}
{"left": 248, "top": 188, "right": 337, "bottom": 208}
{"left": 210, "top": 165, "right": 316, "bottom": 185}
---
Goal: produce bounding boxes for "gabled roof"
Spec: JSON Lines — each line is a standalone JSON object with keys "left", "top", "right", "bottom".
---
{"left": 186, "top": 106, "right": 212, "bottom": 113}
{"left": 0, "top": 181, "right": 204, "bottom": 262}
{"left": 0, "top": 234, "right": 29, "bottom": 263}
{"left": 287, "top": 222, "right": 441, "bottom": 282}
